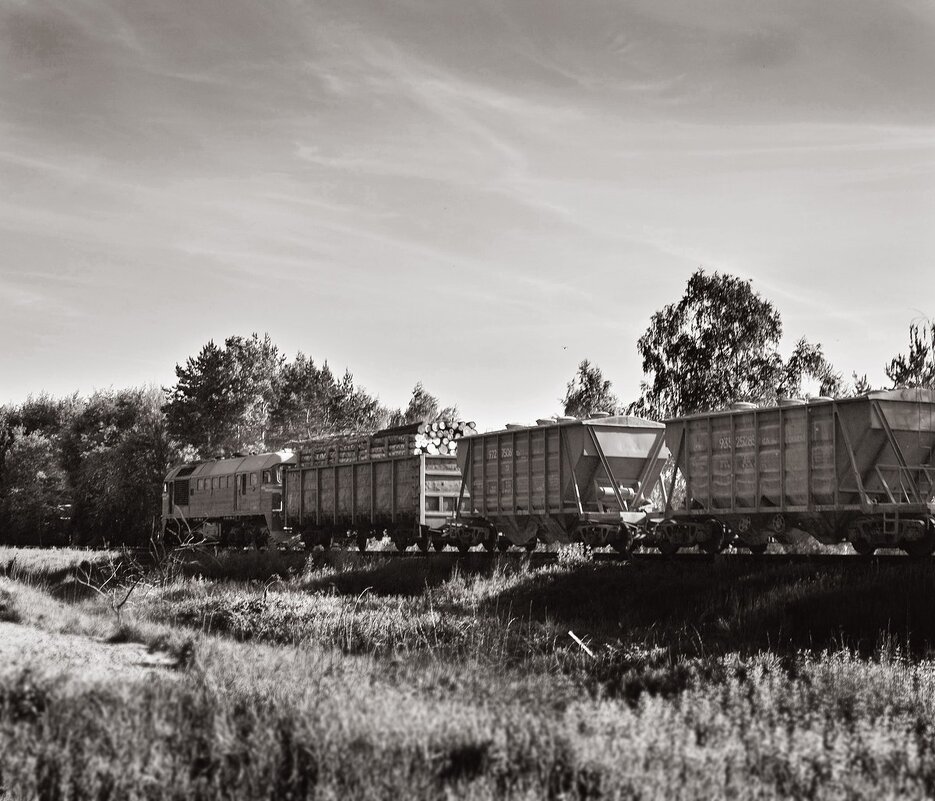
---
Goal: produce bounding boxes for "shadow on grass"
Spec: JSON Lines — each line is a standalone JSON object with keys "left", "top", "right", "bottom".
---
{"left": 299, "top": 555, "right": 517, "bottom": 597}
{"left": 484, "top": 559, "right": 935, "bottom": 656}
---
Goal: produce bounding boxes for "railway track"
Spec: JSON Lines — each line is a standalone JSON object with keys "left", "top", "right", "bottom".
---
{"left": 4, "top": 544, "right": 927, "bottom": 568}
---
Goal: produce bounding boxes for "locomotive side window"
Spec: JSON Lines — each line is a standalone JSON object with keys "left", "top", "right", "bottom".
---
{"left": 425, "top": 496, "right": 441, "bottom": 512}
{"left": 262, "top": 470, "right": 271, "bottom": 484}
{"left": 250, "top": 473, "right": 258, "bottom": 487}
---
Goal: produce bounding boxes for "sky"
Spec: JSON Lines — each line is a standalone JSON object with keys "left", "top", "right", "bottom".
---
{"left": 1, "top": 0, "right": 933, "bottom": 432}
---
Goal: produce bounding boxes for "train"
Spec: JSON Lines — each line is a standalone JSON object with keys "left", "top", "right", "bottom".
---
{"left": 161, "top": 388, "right": 935, "bottom": 556}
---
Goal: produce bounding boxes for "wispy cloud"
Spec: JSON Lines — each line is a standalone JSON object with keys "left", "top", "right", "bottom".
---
{"left": 1, "top": 0, "right": 933, "bottom": 419}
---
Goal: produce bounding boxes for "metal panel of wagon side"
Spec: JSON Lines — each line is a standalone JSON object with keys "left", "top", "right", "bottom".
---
{"left": 454, "top": 415, "right": 669, "bottom": 550}
{"left": 663, "top": 388, "right": 935, "bottom": 554}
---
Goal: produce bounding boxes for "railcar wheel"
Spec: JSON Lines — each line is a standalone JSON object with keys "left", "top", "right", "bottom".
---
{"left": 747, "top": 543, "right": 767, "bottom": 556}
{"left": 903, "top": 537, "right": 935, "bottom": 558}
{"left": 433, "top": 540, "right": 446, "bottom": 552}
{"left": 851, "top": 539, "right": 876, "bottom": 557}
{"left": 356, "top": 533, "right": 368, "bottom": 552}
{"left": 417, "top": 537, "right": 430, "bottom": 553}
{"left": 657, "top": 540, "right": 680, "bottom": 557}
{"left": 497, "top": 536, "right": 510, "bottom": 553}
{"left": 524, "top": 539, "right": 537, "bottom": 553}
{"left": 457, "top": 542, "right": 470, "bottom": 554}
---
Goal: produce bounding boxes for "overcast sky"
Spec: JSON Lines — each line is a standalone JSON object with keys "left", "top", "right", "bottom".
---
{"left": 1, "top": 0, "right": 933, "bottom": 430}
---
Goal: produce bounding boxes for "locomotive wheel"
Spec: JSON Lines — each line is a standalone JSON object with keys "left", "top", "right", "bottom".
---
{"left": 457, "top": 542, "right": 470, "bottom": 554}
{"left": 320, "top": 533, "right": 333, "bottom": 551}
{"left": 747, "top": 542, "right": 767, "bottom": 556}
{"left": 356, "top": 533, "right": 368, "bottom": 552}
{"left": 433, "top": 540, "right": 446, "bottom": 552}
{"left": 417, "top": 537, "right": 430, "bottom": 553}
{"left": 524, "top": 539, "right": 537, "bottom": 553}
{"left": 497, "top": 536, "right": 510, "bottom": 553}
{"left": 394, "top": 539, "right": 408, "bottom": 552}
{"left": 254, "top": 527, "right": 270, "bottom": 550}
{"left": 482, "top": 537, "right": 496, "bottom": 553}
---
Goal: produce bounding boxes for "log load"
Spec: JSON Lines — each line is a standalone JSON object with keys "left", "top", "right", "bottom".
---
{"left": 291, "top": 420, "right": 478, "bottom": 466}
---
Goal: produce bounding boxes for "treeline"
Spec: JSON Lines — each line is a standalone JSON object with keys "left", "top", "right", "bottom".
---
{"left": 1, "top": 269, "right": 932, "bottom": 544}
{"left": 0, "top": 341, "right": 457, "bottom": 545}
{"left": 163, "top": 335, "right": 459, "bottom": 458}
{"left": 0, "top": 388, "right": 170, "bottom": 546}
{"left": 562, "top": 268, "right": 935, "bottom": 419}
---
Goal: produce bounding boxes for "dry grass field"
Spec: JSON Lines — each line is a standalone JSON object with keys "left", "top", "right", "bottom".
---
{"left": 3, "top": 545, "right": 935, "bottom": 799}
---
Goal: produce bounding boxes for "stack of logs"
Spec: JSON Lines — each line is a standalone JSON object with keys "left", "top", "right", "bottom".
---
{"left": 413, "top": 420, "right": 477, "bottom": 456}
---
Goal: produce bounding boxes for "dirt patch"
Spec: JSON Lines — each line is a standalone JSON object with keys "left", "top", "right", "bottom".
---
{"left": 0, "top": 621, "right": 177, "bottom": 681}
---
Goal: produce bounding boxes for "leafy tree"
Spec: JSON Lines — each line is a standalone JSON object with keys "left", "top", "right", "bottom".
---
{"left": 778, "top": 338, "right": 842, "bottom": 399}
{"left": 886, "top": 321, "right": 935, "bottom": 389}
{"left": 164, "top": 334, "right": 284, "bottom": 456}
{"left": 0, "top": 428, "right": 69, "bottom": 545}
{"left": 630, "top": 269, "right": 838, "bottom": 418}
{"left": 851, "top": 373, "right": 872, "bottom": 395}
{"left": 388, "top": 382, "right": 460, "bottom": 426}
{"left": 562, "top": 360, "right": 619, "bottom": 418}
{"left": 270, "top": 357, "right": 392, "bottom": 443}
{"left": 225, "top": 333, "right": 284, "bottom": 448}
{"left": 326, "top": 369, "right": 390, "bottom": 434}
{"left": 270, "top": 353, "right": 339, "bottom": 443}
{"left": 68, "top": 387, "right": 175, "bottom": 545}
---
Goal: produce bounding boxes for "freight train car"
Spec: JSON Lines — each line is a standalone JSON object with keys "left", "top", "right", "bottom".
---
{"left": 451, "top": 414, "right": 669, "bottom": 553}
{"left": 162, "top": 451, "right": 298, "bottom": 547}
{"left": 659, "top": 388, "right": 935, "bottom": 555}
{"left": 283, "top": 422, "right": 466, "bottom": 551}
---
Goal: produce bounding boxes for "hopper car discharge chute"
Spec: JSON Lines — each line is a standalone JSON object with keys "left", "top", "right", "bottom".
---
{"left": 660, "top": 388, "right": 935, "bottom": 556}
{"left": 450, "top": 415, "right": 670, "bottom": 554}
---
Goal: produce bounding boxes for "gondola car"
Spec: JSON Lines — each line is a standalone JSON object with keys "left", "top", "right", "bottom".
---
{"left": 283, "top": 422, "right": 464, "bottom": 551}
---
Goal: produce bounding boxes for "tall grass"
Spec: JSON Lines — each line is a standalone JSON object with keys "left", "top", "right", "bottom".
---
{"left": 6, "top": 547, "right": 935, "bottom": 798}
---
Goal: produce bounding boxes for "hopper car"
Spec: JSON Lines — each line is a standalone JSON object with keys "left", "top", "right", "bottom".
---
{"left": 656, "top": 388, "right": 935, "bottom": 556}
{"left": 450, "top": 414, "right": 669, "bottom": 553}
